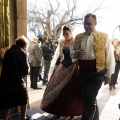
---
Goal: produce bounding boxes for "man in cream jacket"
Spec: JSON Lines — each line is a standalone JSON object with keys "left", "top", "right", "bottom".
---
{"left": 70, "top": 13, "right": 115, "bottom": 120}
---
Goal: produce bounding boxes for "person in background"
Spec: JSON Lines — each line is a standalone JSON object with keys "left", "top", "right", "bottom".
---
{"left": 38, "top": 65, "right": 43, "bottom": 81}
{"left": 40, "top": 25, "right": 84, "bottom": 120}
{"left": 28, "top": 36, "right": 42, "bottom": 89}
{"left": 37, "top": 41, "right": 43, "bottom": 82}
{"left": 109, "top": 38, "right": 120, "bottom": 90}
{"left": 70, "top": 13, "right": 115, "bottom": 120}
{"left": 0, "top": 37, "right": 29, "bottom": 120}
{"left": 41, "top": 36, "right": 54, "bottom": 85}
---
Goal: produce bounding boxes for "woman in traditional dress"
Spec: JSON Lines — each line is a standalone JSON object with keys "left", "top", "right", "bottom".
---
{"left": 40, "top": 25, "right": 84, "bottom": 120}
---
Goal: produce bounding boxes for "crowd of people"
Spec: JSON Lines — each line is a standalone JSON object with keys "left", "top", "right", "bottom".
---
{"left": 27, "top": 36, "right": 55, "bottom": 89}
{"left": 0, "top": 13, "right": 120, "bottom": 120}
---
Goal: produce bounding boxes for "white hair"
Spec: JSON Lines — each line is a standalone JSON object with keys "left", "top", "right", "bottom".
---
{"left": 30, "top": 36, "right": 38, "bottom": 42}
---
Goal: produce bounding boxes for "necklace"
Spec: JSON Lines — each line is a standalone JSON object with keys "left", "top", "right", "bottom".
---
{"left": 65, "top": 40, "right": 73, "bottom": 47}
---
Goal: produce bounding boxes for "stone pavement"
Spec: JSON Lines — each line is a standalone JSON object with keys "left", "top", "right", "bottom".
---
{"left": 8, "top": 76, "right": 120, "bottom": 120}
{"left": 25, "top": 74, "right": 120, "bottom": 120}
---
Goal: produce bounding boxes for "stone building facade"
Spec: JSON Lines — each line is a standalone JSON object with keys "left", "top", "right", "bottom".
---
{"left": 0, "top": 0, "right": 27, "bottom": 73}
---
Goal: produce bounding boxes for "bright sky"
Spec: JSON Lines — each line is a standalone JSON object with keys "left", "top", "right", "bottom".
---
{"left": 27, "top": 0, "right": 120, "bottom": 40}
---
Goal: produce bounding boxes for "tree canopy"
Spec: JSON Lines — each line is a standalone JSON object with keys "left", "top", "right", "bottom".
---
{"left": 27, "top": 0, "right": 107, "bottom": 40}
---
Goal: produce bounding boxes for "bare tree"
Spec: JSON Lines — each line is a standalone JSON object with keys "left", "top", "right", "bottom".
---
{"left": 27, "top": 0, "right": 107, "bottom": 39}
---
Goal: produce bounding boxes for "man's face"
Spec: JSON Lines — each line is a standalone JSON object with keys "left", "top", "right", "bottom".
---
{"left": 84, "top": 16, "right": 96, "bottom": 34}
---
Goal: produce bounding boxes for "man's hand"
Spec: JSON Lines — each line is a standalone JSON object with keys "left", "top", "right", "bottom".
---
{"left": 77, "top": 48, "right": 85, "bottom": 57}
{"left": 104, "top": 76, "right": 111, "bottom": 85}
{"left": 79, "top": 49, "right": 85, "bottom": 57}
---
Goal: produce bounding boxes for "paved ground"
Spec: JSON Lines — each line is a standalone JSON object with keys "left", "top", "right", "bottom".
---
{"left": 8, "top": 76, "right": 120, "bottom": 120}
{"left": 25, "top": 74, "right": 120, "bottom": 120}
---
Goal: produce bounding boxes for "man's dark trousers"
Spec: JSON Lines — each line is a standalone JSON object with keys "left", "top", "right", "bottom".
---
{"left": 80, "top": 70, "right": 106, "bottom": 120}
{"left": 109, "top": 61, "right": 120, "bottom": 86}
{"left": 43, "top": 60, "right": 51, "bottom": 85}
{"left": 30, "top": 67, "right": 39, "bottom": 88}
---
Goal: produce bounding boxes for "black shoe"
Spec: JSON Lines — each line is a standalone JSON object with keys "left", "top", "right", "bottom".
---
{"left": 26, "top": 118, "right": 30, "bottom": 120}
{"left": 25, "top": 116, "right": 31, "bottom": 120}
{"left": 25, "top": 117, "right": 31, "bottom": 120}
{"left": 39, "top": 75, "right": 43, "bottom": 80}
{"left": 37, "top": 79, "right": 40, "bottom": 82}
{"left": 33, "top": 87, "right": 42, "bottom": 89}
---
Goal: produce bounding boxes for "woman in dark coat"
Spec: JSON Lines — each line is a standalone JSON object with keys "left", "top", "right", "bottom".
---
{"left": 0, "top": 37, "right": 28, "bottom": 120}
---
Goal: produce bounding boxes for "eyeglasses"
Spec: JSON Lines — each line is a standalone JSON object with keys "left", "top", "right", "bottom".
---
{"left": 83, "top": 22, "right": 93, "bottom": 26}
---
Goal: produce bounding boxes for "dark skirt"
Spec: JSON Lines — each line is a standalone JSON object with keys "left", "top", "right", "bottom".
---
{"left": 0, "top": 91, "right": 28, "bottom": 109}
{"left": 42, "top": 64, "right": 84, "bottom": 116}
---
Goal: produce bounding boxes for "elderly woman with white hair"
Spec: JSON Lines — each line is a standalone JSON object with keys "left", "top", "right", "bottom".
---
{"left": 0, "top": 37, "right": 29, "bottom": 120}
{"left": 109, "top": 38, "right": 120, "bottom": 90}
{"left": 40, "top": 25, "right": 84, "bottom": 120}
